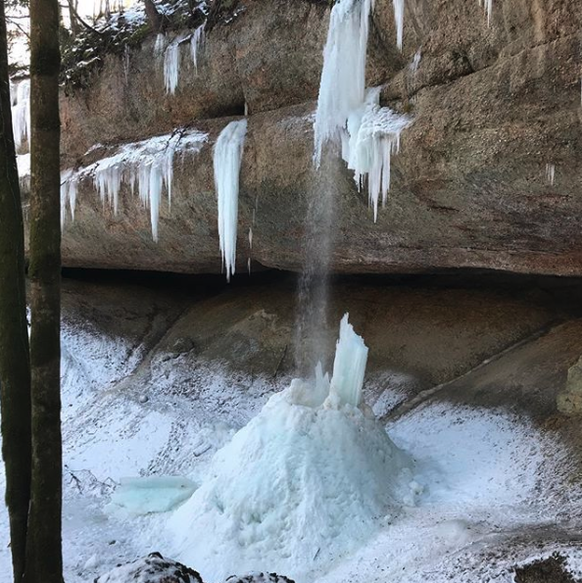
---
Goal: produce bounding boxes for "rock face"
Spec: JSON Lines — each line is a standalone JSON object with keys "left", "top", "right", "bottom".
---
{"left": 55, "top": 0, "right": 582, "bottom": 276}
{"left": 557, "top": 356, "right": 582, "bottom": 415}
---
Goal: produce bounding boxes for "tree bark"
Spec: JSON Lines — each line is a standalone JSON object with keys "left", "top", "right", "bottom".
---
{"left": 26, "top": 0, "right": 63, "bottom": 578}
{"left": 0, "top": 3, "right": 32, "bottom": 582}
{"left": 143, "top": 0, "right": 163, "bottom": 33}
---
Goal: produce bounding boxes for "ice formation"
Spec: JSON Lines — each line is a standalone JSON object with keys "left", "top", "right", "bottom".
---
{"left": 546, "top": 163, "right": 555, "bottom": 186}
{"left": 213, "top": 119, "right": 248, "bottom": 282}
{"left": 154, "top": 33, "right": 167, "bottom": 56}
{"left": 190, "top": 24, "right": 205, "bottom": 74}
{"left": 479, "top": 0, "right": 493, "bottom": 24}
{"left": 167, "top": 315, "right": 419, "bottom": 582}
{"left": 11, "top": 78, "right": 30, "bottom": 150}
{"left": 108, "top": 476, "right": 197, "bottom": 516}
{"left": 60, "top": 168, "right": 78, "bottom": 227}
{"left": 60, "top": 129, "right": 208, "bottom": 239}
{"left": 313, "top": 0, "right": 411, "bottom": 220}
{"left": 329, "top": 314, "right": 368, "bottom": 407}
{"left": 164, "top": 36, "right": 186, "bottom": 94}
{"left": 313, "top": 0, "right": 375, "bottom": 167}
{"left": 393, "top": 0, "right": 404, "bottom": 50}
{"left": 342, "top": 88, "right": 412, "bottom": 221}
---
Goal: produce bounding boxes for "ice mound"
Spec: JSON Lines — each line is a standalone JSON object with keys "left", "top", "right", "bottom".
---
{"left": 167, "top": 315, "right": 419, "bottom": 582}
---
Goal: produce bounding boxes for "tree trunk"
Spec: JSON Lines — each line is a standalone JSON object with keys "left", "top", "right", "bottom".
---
{"left": 0, "top": 3, "right": 32, "bottom": 582}
{"left": 26, "top": 0, "right": 63, "bottom": 578}
{"left": 143, "top": 0, "right": 163, "bottom": 33}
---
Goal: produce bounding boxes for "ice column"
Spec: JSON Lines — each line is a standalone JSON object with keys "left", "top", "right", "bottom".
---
{"left": 213, "top": 119, "right": 248, "bottom": 282}
{"left": 329, "top": 314, "right": 369, "bottom": 407}
{"left": 313, "top": 0, "right": 375, "bottom": 167}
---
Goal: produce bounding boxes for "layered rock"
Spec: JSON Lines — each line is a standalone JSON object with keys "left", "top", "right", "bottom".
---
{"left": 55, "top": 0, "right": 582, "bottom": 276}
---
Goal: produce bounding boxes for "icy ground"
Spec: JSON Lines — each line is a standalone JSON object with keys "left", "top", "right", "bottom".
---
{"left": 1, "top": 319, "right": 582, "bottom": 583}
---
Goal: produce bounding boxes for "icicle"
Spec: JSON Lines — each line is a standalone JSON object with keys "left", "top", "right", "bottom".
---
{"left": 393, "top": 0, "right": 404, "bottom": 50}
{"left": 313, "top": 0, "right": 375, "bottom": 167}
{"left": 164, "top": 37, "right": 183, "bottom": 94}
{"left": 190, "top": 24, "right": 205, "bottom": 74}
{"left": 60, "top": 169, "right": 78, "bottom": 228}
{"left": 545, "top": 163, "right": 555, "bottom": 186}
{"left": 343, "top": 88, "right": 411, "bottom": 221}
{"left": 213, "top": 119, "right": 248, "bottom": 282}
{"left": 61, "top": 130, "right": 207, "bottom": 239}
{"left": 11, "top": 79, "right": 30, "bottom": 150}
{"left": 154, "top": 33, "right": 167, "bottom": 56}
{"left": 248, "top": 226, "right": 253, "bottom": 249}
{"left": 329, "top": 313, "right": 369, "bottom": 407}
{"left": 478, "top": 0, "right": 493, "bottom": 25}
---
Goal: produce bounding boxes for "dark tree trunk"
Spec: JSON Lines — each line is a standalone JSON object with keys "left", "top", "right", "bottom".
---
{"left": 0, "top": 3, "right": 32, "bottom": 582}
{"left": 26, "top": 0, "right": 63, "bottom": 578}
{"left": 143, "top": 0, "right": 163, "bottom": 32}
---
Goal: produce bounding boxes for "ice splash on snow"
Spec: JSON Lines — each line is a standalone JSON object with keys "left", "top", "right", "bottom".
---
{"left": 11, "top": 78, "right": 30, "bottom": 151}
{"left": 60, "top": 129, "right": 208, "bottom": 239}
{"left": 190, "top": 25, "right": 205, "bottom": 74}
{"left": 213, "top": 119, "right": 248, "bottom": 282}
{"left": 167, "top": 315, "right": 420, "bottom": 582}
{"left": 313, "top": 0, "right": 375, "bottom": 168}
{"left": 313, "top": 0, "right": 411, "bottom": 220}
{"left": 342, "top": 88, "right": 412, "bottom": 221}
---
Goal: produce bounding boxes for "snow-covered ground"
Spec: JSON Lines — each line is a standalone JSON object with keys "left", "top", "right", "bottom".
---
{"left": 1, "top": 315, "right": 582, "bottom": 583}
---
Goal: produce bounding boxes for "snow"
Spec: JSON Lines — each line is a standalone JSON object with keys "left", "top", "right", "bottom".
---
{"left": 60, "top": 129, "right": 208, "bottom": 240}
{"left": 190, "top": 25, "right": 205, "bottom": 74}
{"left": 329, "top": 314, "right": 368, "bottom": 407}
{"left": 11, "top": 78, "right": 30, "bottom": 151}
{"left": 213, "top": 119, "right": 248, "bottom": 282}
{"left": 108, "top": 477, "right": 197, "bottom": 516}
{"left": 313, "top": 0, "right": 375, "bottom": 168}
{"left": 342, "top": 87, "right": 412, "bottom": 221}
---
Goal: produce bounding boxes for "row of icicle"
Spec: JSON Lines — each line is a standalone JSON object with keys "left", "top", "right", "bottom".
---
{"left": 18, "top": 0, "right": 560, "bottom": 286}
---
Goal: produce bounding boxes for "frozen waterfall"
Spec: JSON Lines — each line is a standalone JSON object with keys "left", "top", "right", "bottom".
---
{"left": 313, "top": 0, "right": 411, "bottom": 221}
{"left": 313, "top": 0, "right": 375, "bottom": 168}
{"left": 213, "top": 119, "right": 248, "bottom": 282}
{"left": 60, "top": 129, "right": 208, "bottom": 239}
{"left": 166, "top": 314, "right": 420, "bottom": 582}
